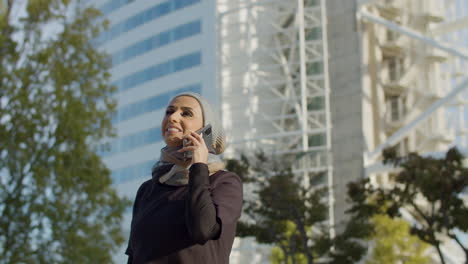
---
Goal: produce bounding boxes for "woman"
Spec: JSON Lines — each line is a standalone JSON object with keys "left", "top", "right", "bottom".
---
{"left": 125, "top": 92, "right": 243, "bottom": 264}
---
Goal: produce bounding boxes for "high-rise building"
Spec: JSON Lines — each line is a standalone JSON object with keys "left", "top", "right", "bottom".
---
{"left": 86, "top": 0, "right": 219, "bottom": 262}
{"left": 89, "top": 0, "right": 467, "bottom": 263}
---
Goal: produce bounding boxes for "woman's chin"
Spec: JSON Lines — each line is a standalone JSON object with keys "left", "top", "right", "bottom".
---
{"left": 164, "top": 137, "right": 183, "bottom": 147}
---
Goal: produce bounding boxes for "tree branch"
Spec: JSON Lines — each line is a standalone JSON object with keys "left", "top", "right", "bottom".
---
{"left": 408, "top": 199, "right": 432, "bottom": 229}
{"left": 448, "top": 232, "right": 468, "bottom": 262}
{"left": 6, "top": 0, "right": 14, "bottom": 19}
{"left": 435, "top": 243, "right": 447, "bottom": 264}
{"left": 293, "top": 211, "right": 314, "bottom": 264}
{"left": 279, "top": 244, "right": 290, "bottom": 264}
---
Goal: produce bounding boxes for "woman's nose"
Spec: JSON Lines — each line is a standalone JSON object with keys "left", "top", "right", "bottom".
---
{"left": 167, "top": 111, "right": 179, "bottom": 123}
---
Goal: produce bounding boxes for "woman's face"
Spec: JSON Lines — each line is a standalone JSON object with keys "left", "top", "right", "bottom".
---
{"left": 161, "top": 96, "right": 204, "bottom": 147}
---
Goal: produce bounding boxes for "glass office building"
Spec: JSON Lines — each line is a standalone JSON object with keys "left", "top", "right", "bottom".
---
{"left": 87, "top": 0, "right": 219, "bottom": 262}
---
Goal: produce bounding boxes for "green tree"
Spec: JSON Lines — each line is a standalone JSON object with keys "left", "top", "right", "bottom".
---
{"left": 226, "top": 151, "right": 371, "bottom": 264}
{"left": 350, "top": 147, "right": 468, "bottom": 264}
{"left": 329, "top": 179, "right": 377, "bottom": 264}
{"left": 270, "top": 221, "right": 308, "bottom": 264}
{"left": 0, "top": 1, "right": 129, "bottom": 263}
{"left": 366, "top": 214, "right": 430, "bottom": 264}
{"left": 226, "top": 152, "right": 330, "bottom": 264}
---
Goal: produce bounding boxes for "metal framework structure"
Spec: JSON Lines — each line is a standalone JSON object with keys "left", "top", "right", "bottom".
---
{"left": 217, "top": 0, "right": 334, "bottom": 239}
{"left": 217, "top": 1, "right": 335, "bottom": 263}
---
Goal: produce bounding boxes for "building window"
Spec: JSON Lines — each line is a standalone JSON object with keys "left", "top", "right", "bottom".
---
{"left": 307, "top": 96, "right": 325, "bottom": 111}
{"left": 111, "top": 20, "right": 201, "bottom": 66}
{"left": 95, "top": 0, "right": 201, "bottom": 45}
{"left": 387, "top": 57, "right": 403, "bottom": 81}
{"left": 309, "top": 171, "right": 326, "bottom": 186}
{"left": 305, "top": 27, "right": 321, "bottom": 41}
{"left": 111, "top": 159, "right": 155, "bottom": 184}
{"left": 306, "top": 61, "right": 323, "bottom": 75}
{"left": 100, "top": 0, "right": 134, "bottom": 16}
{"left": 98, "top": 126, "right": 163, "bottom": 157}
{"left": 304, "top": 0, "right": 319, "bottom": 7}
{"left": 390, "top": 95, "right": 399, "bottom": 121}
{"left": 309, "top": 133, "right": 326, "bottom": 147}
{"left": 386, "top": 29, "right": 398, "bottom": 42}
{"left": 114, "top": 83, "right": 201, "bottom": 124}
{"left": 386, "top": 95, "right": 406, "bottom": 122}
{"left": 113, "top": 51, "right": 201, "bottom": 92}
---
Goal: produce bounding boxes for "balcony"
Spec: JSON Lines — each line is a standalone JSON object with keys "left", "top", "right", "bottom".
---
{"left": 384, "top": 117, "right": 405, "bottom": 134}
{"left": 420, "top": 12, "right": 444, "bottom": 24}
{"left": 382, "top": 83, "right": 406, "bottom": 95}
{"left": 425, "top": 52, "right": 447, "bottom": 63}
{"left": 381, "top": 42, "right": 405, "bottom": 57}
{"left": 376, "top": 4, "right": 402, "bottom": 20}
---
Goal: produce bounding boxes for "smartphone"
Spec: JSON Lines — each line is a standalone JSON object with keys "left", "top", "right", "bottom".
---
{"left": 183, "top": 124, "right": 215, "bottom": 159}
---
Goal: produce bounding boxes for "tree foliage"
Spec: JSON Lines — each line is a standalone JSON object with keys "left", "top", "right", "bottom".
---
{"left": 350, "top": 147, "right": 468, "bottom": 264}
{"left": 270, "top": 222, "right": 308, "bottom": 264}
{"left": 330, "top": 178, "right": 376, "bottom": 263}
{"left": 0, "top": 1, "right": 129, "bottom": 263}
{"left": 226, "top": 151, "right": 370, "bottom": 264}
{"left": 366, "top": 214, "right": 430, "bottom": 264}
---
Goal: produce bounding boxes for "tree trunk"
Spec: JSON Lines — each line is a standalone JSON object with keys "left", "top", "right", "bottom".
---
{"left": 451, "top": 234, "right": 468, "bottom": 264}
{"left": 295, "top": 219, "right": 314, "bottom": 264}
{"left": 289, "top": 236, "right": 297, "bottom": 264}
{"left": 435, "top": 243, "right": 446, "bottom": 264}
{"left": 280, "top": 245, "right": 290, "bottom": 264}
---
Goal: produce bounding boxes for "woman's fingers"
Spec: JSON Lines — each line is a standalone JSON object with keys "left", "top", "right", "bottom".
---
{"left": 190, "top": 131, "right": 204, "bottom": 143}
{"left": 177, "top": 146, "right": 197, "bottom": 152}
{"left": 181, "top": 130, "right": 209, "bottom": 164}
{"left": 184, "top": 131, "right": 205, "bottom": 145}
{"left": 185, "top": 133, "right": 200, "bottom": 145}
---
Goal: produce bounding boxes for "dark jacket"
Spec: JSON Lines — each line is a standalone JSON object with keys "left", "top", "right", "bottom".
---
{"left": 126, "top": 163, "right": 243, "bottom": 264}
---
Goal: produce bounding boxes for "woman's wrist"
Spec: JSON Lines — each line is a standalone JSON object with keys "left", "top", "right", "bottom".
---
{"left": 189, "top": 163, "right": 209, "bottom": 184}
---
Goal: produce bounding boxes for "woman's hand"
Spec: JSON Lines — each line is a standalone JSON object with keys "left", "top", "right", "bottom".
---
{"left": 178, "top": 131, "right": 208, "bottom": 164}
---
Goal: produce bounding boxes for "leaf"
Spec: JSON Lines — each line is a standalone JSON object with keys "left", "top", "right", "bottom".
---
{"left": 0, "top": 1, "right": 127, "bottom": 263}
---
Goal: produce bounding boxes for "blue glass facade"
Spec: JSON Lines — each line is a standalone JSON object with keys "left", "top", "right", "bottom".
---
{"left": 113, "top": 83, "right": 201, "bottom": 124}
{"left": 96, "top": 0, "right": 201, "bottom": 45}
{"left": 94, "top": 0, "right": 208, "bottom": 188}
{"left": 100, "top": 0, "right": 132, "bottom": 16}
{"left": 111, "top": 20, "right": 201, "bottom": 66}
{"left": 112, "top": 160, "right": 155, "bottom": 184}
{"left": 101, "top": 127, "right": 162, "bottom": 157}
{"left": 114, "top": 51, "right": 201, "bottom": 92}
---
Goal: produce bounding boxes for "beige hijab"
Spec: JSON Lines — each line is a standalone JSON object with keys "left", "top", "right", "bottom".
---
{"left": 154, "top": 92, "right": 226, "bottom": 186}
{"left": 156, "top": 146, "right": 225, "bottom": 186}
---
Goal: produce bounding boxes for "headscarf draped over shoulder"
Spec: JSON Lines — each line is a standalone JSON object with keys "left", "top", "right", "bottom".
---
{"left": 153, "top": 92, "right": 226, "bottom": 186}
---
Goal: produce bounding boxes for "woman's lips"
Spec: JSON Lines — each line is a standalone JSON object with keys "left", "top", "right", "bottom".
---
{"left": 165, "top": 127, "right": 182, "bottom": 134}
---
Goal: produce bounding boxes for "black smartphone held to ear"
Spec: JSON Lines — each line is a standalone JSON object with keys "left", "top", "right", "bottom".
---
{"left": 183, "top": 124, "right": 215, "bottom": 160}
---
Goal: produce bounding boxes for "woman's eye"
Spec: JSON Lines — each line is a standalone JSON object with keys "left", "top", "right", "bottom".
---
{"left": 182, "top": 111, "right": 192, "bottom": 117}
